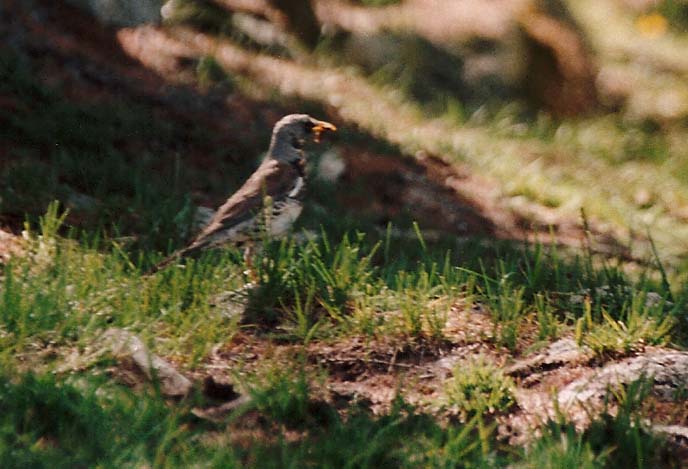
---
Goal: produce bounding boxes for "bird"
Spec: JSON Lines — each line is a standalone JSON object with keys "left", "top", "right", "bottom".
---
{"left": 148, "top": 114, "right": 337, "bottom": 273}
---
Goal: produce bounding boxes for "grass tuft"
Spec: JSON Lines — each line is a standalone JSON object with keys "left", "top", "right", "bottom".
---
{"left": 445, "top": 356, "right": 516, "bottom": 418}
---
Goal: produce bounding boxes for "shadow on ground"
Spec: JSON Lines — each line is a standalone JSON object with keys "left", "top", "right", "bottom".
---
{"left": 1, "top": 0, "right": 631, "bottom": 262}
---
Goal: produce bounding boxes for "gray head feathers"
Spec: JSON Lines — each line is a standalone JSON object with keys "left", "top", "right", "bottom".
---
{"left": 267, "top": 114, "right": 336, "bottom": 163}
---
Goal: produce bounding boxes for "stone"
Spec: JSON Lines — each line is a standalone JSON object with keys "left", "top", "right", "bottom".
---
{"left": 558, "top": 349, "right": 688, "bottom": 409}
{"left": 103, "top": 328, "right": 193, "bottom": 397}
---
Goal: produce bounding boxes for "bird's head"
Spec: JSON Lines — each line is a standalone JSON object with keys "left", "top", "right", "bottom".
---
{"left": 268, "top": 114, "right": 337, "bottom": 163}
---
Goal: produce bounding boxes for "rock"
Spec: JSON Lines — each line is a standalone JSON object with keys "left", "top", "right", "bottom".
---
{"left": 504, "top": 348, "right": 688, "bottom": 445}
{"left": 65, "top": 0, "right": 161, "bottom": 27}
{"left": 653, "top": 424, "right": 688, "bottom": 456}
{"left": 506, "top": 338, "right": 593, "bottom": 379}
{"left": 654, "top": 424, "right": 688, "bottom": 440}
{"left": 558, "top": 349, "right": 688, "bottom": 410}
{"left": 191, "top": 395, "right": 253, "bottom": 422}
{"left": 103, "top": 328, "right": 193, "bottom": 397}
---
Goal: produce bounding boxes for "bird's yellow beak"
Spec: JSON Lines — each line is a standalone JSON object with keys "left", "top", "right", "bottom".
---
{"left": 311, "top": 120, "right": 337, "bottom": 143}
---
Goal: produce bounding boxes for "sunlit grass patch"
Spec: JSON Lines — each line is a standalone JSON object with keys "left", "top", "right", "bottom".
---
{"left": 444, "top": 355, "right": 516, "bottom": 419}
{"left": 370, "top": 257, "right": 473, "bottom": 341}
{"left": 533, "top": 293, "right": 561, "bottom": 342}
{"left": 575, "top": 292, "right": 675, "bottom": 358}
{"left": 5, "top": 202, "right": 685, "bottom": 374}
{"left": 480, "top": 274, "right": 527, "bottom": 351}
{"left": 241, "top": 232, "right": 379, "bottom": 339}
{"left": 0, "top": 203, "right": 243, "bottom": 369}
{"left": 243, "top": 228, "right": 472, "bottom": 343}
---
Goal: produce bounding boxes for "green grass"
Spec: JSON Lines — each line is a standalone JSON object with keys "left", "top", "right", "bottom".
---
{"left": 0, "top": 204, "right": 244, "bottom": 369}
{"left": 1, "top": 163, "right": 684, "bottom": 460}
{"left": 445, "top": 356, "right": 516, "bottom": 418}
{"left": 575, "top": 292, "right": 675, "bottom": 358}
{"left": 1, "top": 363, "right": 680, "bottom": 467}
{"left": 0, "top": 372, "right": 194, "bottom": 468}
{"left": 3, "top": 202, "right": 685, "bottom": 363}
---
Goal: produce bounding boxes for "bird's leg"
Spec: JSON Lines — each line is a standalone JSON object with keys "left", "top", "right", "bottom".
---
{"left": 243, "top": 244, "right": 258, "bottom": 284}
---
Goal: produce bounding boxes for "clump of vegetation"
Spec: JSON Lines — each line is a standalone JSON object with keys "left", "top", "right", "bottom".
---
{"left": 243, "top": 233, "right": 378, "bottom": 337}
{"left": 0, "top": 372, "right": 190, "bottom": 467}
{"left": 481, "top": 274, "right": 526, "bottom": 350}
{"left": 534, "top": 293, "right": 560, "bottom": 341}
{"left": 0, "top": 202, "right": 242, "bottom": 367}
{"left": 445, "top": 356, "right": 516, "bottom": 417}
{"left": 575, "top": 292, "right": 675, "bottom": 358}
{"left": 245, "top": 364, "right": 332, "bottom": 428}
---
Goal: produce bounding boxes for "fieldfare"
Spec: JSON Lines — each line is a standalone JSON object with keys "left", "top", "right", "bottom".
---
{"left": 150, "top": 114, "right": 336, "bottom": 273}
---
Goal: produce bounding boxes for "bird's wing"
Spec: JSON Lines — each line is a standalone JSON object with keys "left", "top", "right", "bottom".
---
{"left": 188, "top": 158, "right": 303, "bottom": 249}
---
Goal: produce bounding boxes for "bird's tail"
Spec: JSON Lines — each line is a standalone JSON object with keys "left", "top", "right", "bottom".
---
{"left": 145, "top": 243, "right": 205, "bottom": 275}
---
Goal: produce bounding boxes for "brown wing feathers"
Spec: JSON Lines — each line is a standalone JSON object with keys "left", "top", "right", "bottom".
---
{"left": 147, "top": 158, "right": 301, "bottom": 273}
{"left": 195, "top": 158, "right": 300, "bottom": 243}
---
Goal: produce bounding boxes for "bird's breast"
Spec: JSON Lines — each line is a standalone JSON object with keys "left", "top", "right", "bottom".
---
{"left": 269, "top": 199, "right": 303, "bottom": 237}
{"left": 287, "top": 176, "right": 306, "bottom": 199}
